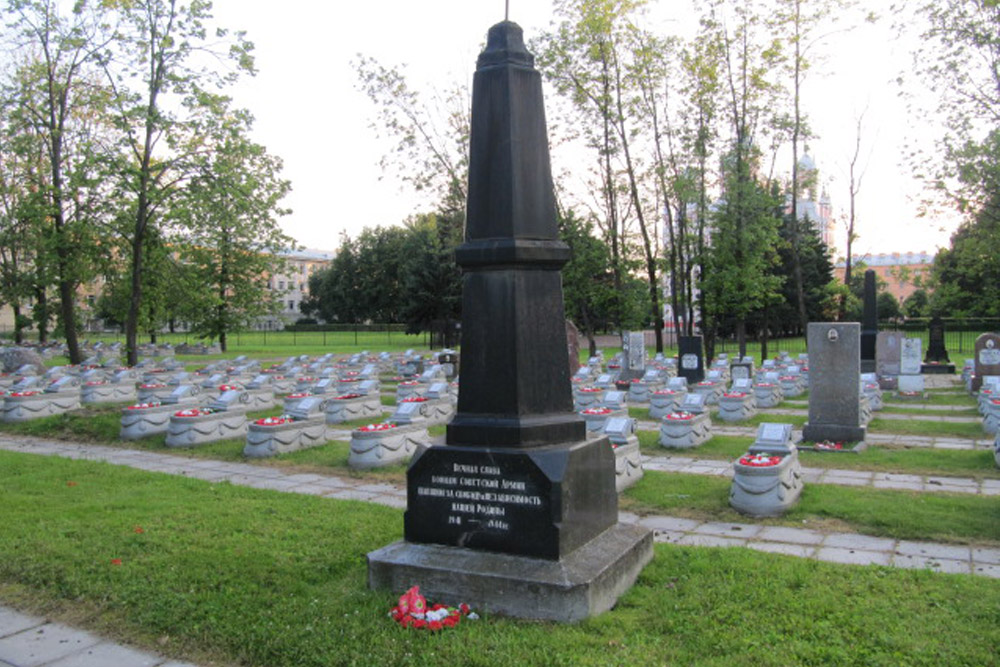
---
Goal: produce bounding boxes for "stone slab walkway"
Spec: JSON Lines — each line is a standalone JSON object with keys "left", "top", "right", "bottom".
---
{"left": 0, "top": 606, "right": 194, "bottom": 667}
{"left": 1, "top": 435, "right": 997, "bottom": 578}
{"left": 636, "top": 420, "right": 996, "bottom": 450}
{"left": 642, "top": 454, "right": 1000, "bottom": 495}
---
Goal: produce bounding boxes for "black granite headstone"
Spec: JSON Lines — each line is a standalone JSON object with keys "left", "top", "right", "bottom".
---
{"left": 860, "top": 270, "right": 877, "bottom": 373}
{"left": 678, "top": 336, "right": 705, "bottom": 384}
{"left": 922, "top": 316, "right": 955, "bottom": 373}
{"left": 369, "top": 21, "right": 651, "bottom": 621}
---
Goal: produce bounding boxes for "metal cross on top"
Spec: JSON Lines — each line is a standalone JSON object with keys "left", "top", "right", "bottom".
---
{"left": 505, "top": 0, "right": 509, "bottom": 21}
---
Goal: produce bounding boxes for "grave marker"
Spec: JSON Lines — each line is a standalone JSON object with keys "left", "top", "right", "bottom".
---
{"left": 802, "top": 322, "right": 866, "bottom": 443}
{"left": 368, "top": 20, "right": 651, "bottom": 623}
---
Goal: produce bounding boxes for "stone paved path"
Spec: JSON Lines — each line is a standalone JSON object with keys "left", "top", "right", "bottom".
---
{"left": 635, "top": 420, "right": 995, "bottom": 450}
{"left": 0, "top": 605, "right": 194, "bottom": 667}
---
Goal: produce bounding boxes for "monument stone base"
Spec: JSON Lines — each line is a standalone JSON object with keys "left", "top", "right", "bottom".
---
{"left": 802, "top": 423, "right": 867, "bottom": 444}
{"left": 920, "top": 363, "right": 955, "bottom": 375}
{"left": 367, "top": 522, "right": 653, "bottom": 622}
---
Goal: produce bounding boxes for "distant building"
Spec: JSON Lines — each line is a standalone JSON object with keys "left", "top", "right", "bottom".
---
{"left": 788, "top": 153, "right": 835, "bottom": 251}
{"left": 833, "top": 251, "right": 935, "bottom": 303}
{"left": 260, "top": 247, "right": 334, "bottom": 329}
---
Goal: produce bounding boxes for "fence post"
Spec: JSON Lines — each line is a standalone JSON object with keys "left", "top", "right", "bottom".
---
{"left": 354, "top": 325, "right": 358, "bottom": 346}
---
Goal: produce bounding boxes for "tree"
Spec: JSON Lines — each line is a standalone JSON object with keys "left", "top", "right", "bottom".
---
{"left": 770, "top": 0, "right": 863, "bottom": 335}
{"left": 903, "top": 288, "right": 930, "bottom": 318}
{"left": 702, "top": 0, "right": 784, "bottom": 358}
{"left": 171, "top": 101, "right": 292, "bottom": 351}
{"left": 100, "top": 0, "right": 255, "bottom": 366}
{"left": 905, "top": 1, "right": 999, "bottom": 221}
{"left": 877, "top": 291, "right": 902, "bottom": 322}
{"left": 929, "top": 174, "right": 1000, "bottom": 318}
{"left": 559, "top": 210, "right": 618, "bottom": 356}
{"left": 4, "top": 0, "right": 116, "bottom": 361}
{"left": 354, "top": 56, "right": 469, "bottom": 216}
{"left": 398, "top": 212, "right": 463, "bottom": 347}
{"left": 704, "top": 147, "right": 784, "bottom": 357}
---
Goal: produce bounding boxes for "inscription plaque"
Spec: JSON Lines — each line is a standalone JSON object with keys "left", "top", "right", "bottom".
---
{"left": 405, "top": 440, "right": 616, "bottom": 560}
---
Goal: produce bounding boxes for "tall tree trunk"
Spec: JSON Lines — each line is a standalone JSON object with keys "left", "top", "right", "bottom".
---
{"left": 35, "top": 287, "right": 49, "bottom": 343}
{"left": 12, "top": 304, "right": 23, "bottom": 344}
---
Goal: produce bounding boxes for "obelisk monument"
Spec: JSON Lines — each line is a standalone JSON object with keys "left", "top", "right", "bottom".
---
{"left": 367, "top": 20, "right": 652, "bottom": 621}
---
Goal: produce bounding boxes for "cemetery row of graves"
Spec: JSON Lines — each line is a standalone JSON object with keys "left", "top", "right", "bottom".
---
{"left": 1, "top": 329, "right": 998, "bottom": 528}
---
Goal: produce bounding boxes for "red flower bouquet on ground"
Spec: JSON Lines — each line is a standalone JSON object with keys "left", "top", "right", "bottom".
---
{"left": 402, "top": 396, "right": 429, "bottom": 403}
{"left": 174, "top": 408, "right": 214, "bottom": 418}
{"left": 9, "top": 391, "right": 40, "bottom": 398}
{"left": 126, "top": 401, "right": 162, "bottom": 410}
{"left": 739, "top": 453, "right": 783, "bottom": 467}
{"left": 581, "top": 407, "right": 612, "bottom": 415}
{"left": 665, "top": 411, "right": 693, "bottom": 420}
{"left": 815, "top": 441, "right": 844, "bottom": 450}
{"left": 255, "top": 415, "right": 293, "bottom": 426}
{"left": 389, "top": 586, "right": 476, "bottom": 631}
{"left": 335, "top": 393, "right": 362, "bottom": 400}
{"left": 357, "top": 422, "right": 397, "bottom": 432}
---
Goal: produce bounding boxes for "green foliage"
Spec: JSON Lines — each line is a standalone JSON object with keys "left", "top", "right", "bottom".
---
{"left": 766, "top": 214, "right": 835, "bottom": 335}
{"left": 904, "top": 288, "right": 931, "bottom": 318}
{"left": 171, "top": 100, "right": 292, "bottom": 350}
{"left": 930, "top": 142, "right": 1000, "bottom": 318}
{"left": 304, "top": 213, "right": 463, "bottom": 343}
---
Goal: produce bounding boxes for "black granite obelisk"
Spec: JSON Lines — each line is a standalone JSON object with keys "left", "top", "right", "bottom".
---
{"left": 860, "top": 269, "right": 877, "bottom": 373}
{"left": 367, "top": 21, "right": 652, "bottom": 622}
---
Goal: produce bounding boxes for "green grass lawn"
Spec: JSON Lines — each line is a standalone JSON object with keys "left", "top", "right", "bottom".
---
{"left": 1, "top": 451, "right": 998, "bottom": 667}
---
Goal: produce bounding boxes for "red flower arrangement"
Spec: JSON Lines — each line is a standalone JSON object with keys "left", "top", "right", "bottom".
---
{"left": 338, "top": 377, "right": 360, "bottom": 382}
{"left": 654, "top": 389, "right": 678, "bottom": 395}
{"left": 335, "top": 393, "right": 363, "bottom": 400}
{"left": 631, "top": 378, "right": 643, "bottom": 383}
{"left": 399, "top": 380, "right": 419, "bottom": 386}
{"left": 757, "top": 382, "right": 774, "bottom": 387}
{"left": 723, "top": 392, "right": 747, "bottom": 398}
{"left": 581, "top": 407, "right": 612, "bottom": 415}
{"left": 402, "top": 396, "right": 429, "bottom": 403}
{"left": 578, "top": 387, "right": 603, "bottom": 393}
{"left": 255, "top": 415, "right": 293, "bottom": 426}
{"left": 85, "top": 381, "right": 107, "bottom": 386}
{"left": 174, "top": 408, "right": 214, "bottom": 418}
{"left": 814, "top": 441, "right": 844, "bottom": 450}
{"left": 9, "top": 390, "right": 40, "bottom": 397}
{"left": 287, "top": 392, "right": 312, "bottom": 399}
{"left": 608, "top": 364, "right": 620, "bottom": 369}
{"left": 357, "top": 422, "right": 396, "bottom": 432}
{"left": 389, "top": 586, "right": 475, "bottom": 631}
{"left": 665, "top": 411, "right": 693, "bottom": 420}
{"left": 139, "top": 383, "right": 166, "bottom": 389}
{"left": 297, "top": 376, "right": 317, "bottom": 383}
{"left": 779, "top": 376, "right": 795, "bottom": 381}
{"left": 738, "top": 453, "right": 783, "bottom": 467}
{"left": 126, "top": 401, "right": 162, "bottom": 410}
{"left": 218, "top": 384, "right": 240, "bottom": 392}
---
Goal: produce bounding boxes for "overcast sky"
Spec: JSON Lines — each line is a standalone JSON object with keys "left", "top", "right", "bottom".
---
{"left": 209, "top": 0, "right": 954, "bottom": 259}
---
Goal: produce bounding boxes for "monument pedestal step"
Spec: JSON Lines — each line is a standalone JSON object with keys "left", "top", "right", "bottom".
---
{"left": 368, "top": 522, "right": 653, "bottom": 622}
{"left": 921, "top": 363, "right": 955, "bottom": 374}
